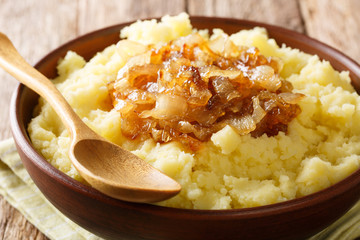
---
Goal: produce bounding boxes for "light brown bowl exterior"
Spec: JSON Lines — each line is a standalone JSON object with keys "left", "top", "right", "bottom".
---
{"left": 9, "top": 17, "right": 360, "bottom": 240}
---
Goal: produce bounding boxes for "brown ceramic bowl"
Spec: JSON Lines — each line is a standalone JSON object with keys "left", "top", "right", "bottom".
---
{"left": 9, "top": 17, "right": 360, "bottom": 240}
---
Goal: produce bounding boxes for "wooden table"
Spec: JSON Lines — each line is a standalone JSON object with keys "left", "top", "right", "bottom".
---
{"left": 0, "top": 0, "right": 359, "bottom": 238}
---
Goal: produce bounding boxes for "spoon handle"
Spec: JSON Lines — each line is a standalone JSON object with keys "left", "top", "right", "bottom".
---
{"left": 0, "top": 32, "right": 88, "bottom": 138}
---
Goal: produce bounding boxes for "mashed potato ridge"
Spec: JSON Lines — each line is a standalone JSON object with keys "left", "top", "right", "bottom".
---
{"left": 28, "top": 13, "right": 360, "bottom": 209}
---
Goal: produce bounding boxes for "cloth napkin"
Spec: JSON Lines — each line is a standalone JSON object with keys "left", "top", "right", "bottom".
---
{"left": 0, "top": 138, "right": 360, "bottom": 240}
{"left": 0, "top": 138, "right": 102, "bottom": 240}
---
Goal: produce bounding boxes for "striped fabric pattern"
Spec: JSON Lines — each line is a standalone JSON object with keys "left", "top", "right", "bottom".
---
{"left": 0, "top": 138, "right": 102, "bottom": 240}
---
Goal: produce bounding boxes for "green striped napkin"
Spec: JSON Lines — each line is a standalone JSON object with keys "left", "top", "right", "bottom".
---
{"left": 0, "top": 138, "right": 359, "bottom": 240}
{"left": 0, "top": 138, "right": 102, "bottom": 240}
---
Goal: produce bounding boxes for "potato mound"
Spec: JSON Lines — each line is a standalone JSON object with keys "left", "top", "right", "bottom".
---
{"left": 28, "top": 13, "right": 360, "bottom": 209}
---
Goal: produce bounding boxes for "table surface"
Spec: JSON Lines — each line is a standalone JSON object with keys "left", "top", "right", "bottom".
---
{"left": 0, "top": 0, "right": 359, "bottom": 238}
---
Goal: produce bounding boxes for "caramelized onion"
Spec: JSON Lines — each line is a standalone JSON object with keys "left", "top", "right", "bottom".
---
{"left": 208, "top": 34, "right": 240, "bottom": 58}
{"left": 107, "top": 33, "right": 304, "bottom": 150}
{"left": 116, "top": 40, "right": 148, "bottom": 60}
{"left": 210, "top": 76, "right": 241, "bottom": 102}
{"left": 252, "top": 96, "right": 266, "bottom": 124}
{"left": 250, "top": 65, "right": 282, "bottom": 91}
{"left": 279, "top": 92, "right": 305, "bottom": 104}
{"left": 226, "top": 115, "right": 256, "bottom": 135}
{"left": 142, "top": 94, "right": 187, "bottom": 120}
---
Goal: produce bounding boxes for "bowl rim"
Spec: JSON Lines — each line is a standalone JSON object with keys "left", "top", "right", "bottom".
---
{"left": 10, "top": 16, "right": 360, "bottom": 219}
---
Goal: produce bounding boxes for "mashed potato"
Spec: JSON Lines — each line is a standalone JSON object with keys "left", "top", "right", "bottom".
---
{"left": 28, "top": 13, "right": 360, "bottom": 209}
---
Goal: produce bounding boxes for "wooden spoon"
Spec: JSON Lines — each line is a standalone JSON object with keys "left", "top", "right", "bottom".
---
{"left": 0, "top": 32, "right": 181, "bottom": 203}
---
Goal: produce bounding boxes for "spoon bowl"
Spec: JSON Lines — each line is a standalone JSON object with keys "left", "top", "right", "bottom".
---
{"left": 0, "top": 32, "right": 181, "bottom": 203}
{"left": 71, "top": 138, "right": 181, "bottom": 202}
